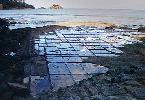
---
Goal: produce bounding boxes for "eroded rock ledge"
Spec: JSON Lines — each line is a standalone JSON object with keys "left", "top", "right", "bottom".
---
{"left": 1, "top": 18, "right": 145, "bottom": 99}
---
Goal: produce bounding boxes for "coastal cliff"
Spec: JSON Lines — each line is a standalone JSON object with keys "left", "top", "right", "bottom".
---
{"left": 50, "top": 4, "right": 63, "bottom": 9}
{"left": 0, "top": 0, "right": 34, "bottom": 9}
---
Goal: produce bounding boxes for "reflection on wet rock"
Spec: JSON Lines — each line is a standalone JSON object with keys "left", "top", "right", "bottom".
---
{"left": 31, "top": 26, "right": 143, "bottom": 96}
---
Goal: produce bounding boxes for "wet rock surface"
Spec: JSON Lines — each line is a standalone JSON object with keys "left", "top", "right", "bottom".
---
{"left": 0, "top": 18, "right": 31, "bottom": 99}
{"left": 38, "top": 42, "right": 145, "bottom": 99}
{"left": 25, "top": 25, "right": 145, "bottom": 99}
{"left": 1, "top": 18, "right": 145, "bottom": 100}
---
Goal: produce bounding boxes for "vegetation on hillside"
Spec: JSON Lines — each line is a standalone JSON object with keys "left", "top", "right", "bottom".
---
{"left": 0, "top": 0, "right": 34, "bottom": 9}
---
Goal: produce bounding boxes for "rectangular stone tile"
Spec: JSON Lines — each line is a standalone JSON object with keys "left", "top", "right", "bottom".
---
{"left": 45, "top": 35, "right": 58, "bottom": 39}
{"left": 79, "top": 52, "right": 94, "bottom": 57}
{"left": 53, "top": 43, "right": 62, "bottom": 47}
{"left": 50, "top": 75, "right": 75, "bottom": 91}
{"left": 59, "top": 43, "right": 72, "bottom": 48}
{"left": 30, "top": 76, "right": 51, "bottom": 96}
{"left": 104, "top": 37, "right": 118, "bottom": 43}
{"left": 34, "top": 39, "right": 39, "bottom": 44}
{"left": 58, "top": 30, "right": 71, "bottom": 35}
{"left": 106, "top": 47, "right": 123, "bottom": 54}
{"left": 39, "top": 35, "right": 46, "bottom": 39}
{"left": 91, "top": 29, "right": 106, "bottom": 33}
{"left": 39, "top": 47, "right": 45, "bottom": 55}
{"left": 31, "top": 61, "right": 48, "bottom": 76}
{"left": 94, "top": 53, "right": 118, "bottom": 57}
{"left": 63, "top": 34, "right": 77, "bottom": 38}
{"left": 80, "top": 37, "right": 101, "bottom": 42}
{"left": 85, "top": 45, "right": 104, "bottom": 50}
{"left": 81, "top": 63, "right": 109, "bottom": 74}
{"left": 85, "top": 40, "right": 103, "bottom": 43}
{"left": 45, "top": 46, "right": 58, "bottom": 52}
{"left": 66, "top": 63, "right": 87, "bottom": 75}
{"left": 63, "top": 57, "right": 82, "bottom": 63}
{"left": 70, "top": 43, "right": 83, "bottom": 46}
{"left": 72, "top": 45, "right": 86, "bottom": 50}
{"left": 39, "top": 38, "right": 46, "bottom": 44}
{"left": 46, "top": 56, "right": 64, "bottom": 63}
{"left": 72, "top": 75, "right": 89, "bottom": 83}
{"left": 77, "top": 37, "right": 86, "bottom": 43}
{"left": 67, "top": 38, "right": 79, "bottom": 43}
{"left": 45, "top": 43, "right": 56, "bottom": 47}
{"left": 39, "top": 43, "right": 47, "bottom": 47}
{"left": 74, "top": 34, "right": 94, "bottom": 37}
{"left": 59, "top": 38, "right": 68, "bottom": 42}
{"left": 57, "top": 33, "right": 65, "bottom": 38}
{"left": 48, "top": 63, "right": 70, "bottom": 75}
{"left": 99, "top": 42, "right": 111, "bottom": 46}
{"left": 59, "top": 50, "right": 78, "bottom": 56}
{"left": 59, "top": 50, "right": 73, "bottom": 55}
{"left": 35, "top": 44, "right": 39, "bottom": 50}
{"left": 76, "top": 48, "right": 94, "bottom": 56}
{"left": 46, "top": 39, "right": 62, "bottom": 43}
{"left": 46, "top": 50, "right": 61, "bottom": 55}
{"left": 85, "top": 43, "right": 101, "bottom": 46}
{"left": 57, "top": 47, "right": 68, "bottom": 50}
{"left": 58, "top": 46, "right": 75, "bottom": 51}
{"left": 91, "top": 49, "right": 111, "bottom": 54}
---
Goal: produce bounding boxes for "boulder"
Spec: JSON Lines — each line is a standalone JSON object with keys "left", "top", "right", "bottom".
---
{"left": 50, "top": 4, "right": 63, "bottom": 9}
{"left": 138, "top": 27, "right": 145, "bottom": 32}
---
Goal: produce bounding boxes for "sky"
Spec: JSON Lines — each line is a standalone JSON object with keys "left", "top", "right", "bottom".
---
{"left": 25, "top": 0, "right": 145, "bottom": 10}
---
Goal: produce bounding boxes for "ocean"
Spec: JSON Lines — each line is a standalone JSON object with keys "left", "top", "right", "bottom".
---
{"left": 0, "top": 8, "right": 145, "bottom": 29}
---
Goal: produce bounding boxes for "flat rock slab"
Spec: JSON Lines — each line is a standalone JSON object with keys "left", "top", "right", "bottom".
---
{"left": 48, "top": 63, "right": 70, "bottom": 75}
{"left": 30, "top": 76, "right": 51, "bottom": 96}
{"left": 50, "top": 75, "right": 75, "bottom": 91}
{"left": 31, "top": 61, "right": 48, "bottom": 76}
{"left": 30, "top": 26, "right": 142, "bottom": 96}
{"left": 125, "top": 86, "right": 145, "bottom": 99}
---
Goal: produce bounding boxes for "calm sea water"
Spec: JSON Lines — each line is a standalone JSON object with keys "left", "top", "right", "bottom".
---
{"left": 0, "top": 8, "right": 145, "bottom": 29}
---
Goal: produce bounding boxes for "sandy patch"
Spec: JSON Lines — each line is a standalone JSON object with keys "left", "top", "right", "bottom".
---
{"left": 56, "top": 21, "right": 117, "bottom": 28}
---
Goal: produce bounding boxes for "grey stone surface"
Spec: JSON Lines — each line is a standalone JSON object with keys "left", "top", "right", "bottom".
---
{"left": 97, "top": 84, "right": 126, "bottom": 96}
{"left": 50, "top": 75, "right": 75, "bottom": 91}
{"left": 29, "top": 26, "right": 144, "bottom": 98}
{"left": 48, "top": 63, "right": 70, "bottom": 75}
{"left": 125, "top": 86, "right": 145, "bottom": 99}
{"left": 30, "top": 76, "right": 51, "bottom": 96}
{"left": 107, "top": 94, "right": 136, "bottom": 100}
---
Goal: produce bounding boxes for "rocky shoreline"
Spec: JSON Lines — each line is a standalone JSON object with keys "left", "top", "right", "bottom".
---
{"left": 35, "top": 40, "right": 145, "bottom": 99}
{"left": 0, "top": 18, "right": 32, "bottom": 99}
{"left": 32, "top": 25, "right": 145, "bottom": 100}
{"left": 0, "top": 18, "right": 68, "bottom": 99}
{"left": 0, "top": 1, "right": 34, "bottom": 10}
{"left": 1, "top": 18, "right": 145, "bottom": 99}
